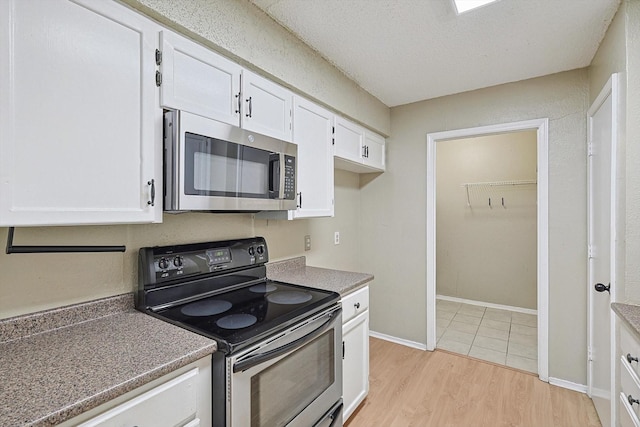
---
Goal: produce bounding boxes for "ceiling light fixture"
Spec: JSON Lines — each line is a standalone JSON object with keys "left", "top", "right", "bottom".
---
{"left": 453, "top": 0, "right": 499, "bottom": 14}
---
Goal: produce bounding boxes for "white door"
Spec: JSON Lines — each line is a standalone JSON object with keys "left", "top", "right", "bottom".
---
{"left": 0, "top": 0, "right": 162, "bottom": 226}
{"left": 587, "top": 74, "right": 619, "bottom": 427}
{"left": 159, "top": 30, "right": 242, "bottom": 126}
{"left": 334, "top": 116, "right": 364, "bottom": 163}
{"left": 291, "top": 96, "right": 334, "bottom": 218}
{"left": 241, "top": 70, "right": 293, "bottom": 142}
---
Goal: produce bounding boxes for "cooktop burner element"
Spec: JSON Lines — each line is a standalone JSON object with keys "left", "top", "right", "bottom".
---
{"left": 180, "top": 299, "right": 232, "bottom": 317}
{"left": 267, "top": 290, "right": 313, "bottom": 305}
{"left": 217, "top": 313, "right": 258, "bottom": 329}
{"left": 249, "top": 283, "right": 278, "bottom": 293}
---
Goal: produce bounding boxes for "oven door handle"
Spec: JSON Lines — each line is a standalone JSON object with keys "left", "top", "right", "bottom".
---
{"left": 233, "top": 308, "right": 341, "bottom": 373}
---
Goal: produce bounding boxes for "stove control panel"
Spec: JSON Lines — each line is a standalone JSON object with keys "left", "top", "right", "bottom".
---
{"left": 139, "top": 237, "right": 269, "bottom": 286}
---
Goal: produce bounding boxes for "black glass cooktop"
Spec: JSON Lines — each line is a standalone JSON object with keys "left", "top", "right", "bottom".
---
{"left": 154, "top": 280, "right": 338, "bottom": 353}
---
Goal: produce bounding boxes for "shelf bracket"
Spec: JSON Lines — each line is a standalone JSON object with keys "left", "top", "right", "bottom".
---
{"left": 5, "top": 227, "right": 126, "bottom": 254}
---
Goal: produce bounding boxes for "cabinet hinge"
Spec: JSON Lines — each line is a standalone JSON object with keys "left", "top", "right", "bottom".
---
{"left": 588, "top": 141, "right": 594, "bottom": 157}
{"left": 332, "top": 126, "right": 335, "bottom": 145}
{"left": 155, "top": 49, "right": 162, "bottom": 65}
{"left": 588, "top": 347, "right": 593, "bottom": 362}
{"left": 588, "top": 245, "right": 594, "bottom": 259}
{"left": 155, "top": 71, "right": 162, "bottom": 87}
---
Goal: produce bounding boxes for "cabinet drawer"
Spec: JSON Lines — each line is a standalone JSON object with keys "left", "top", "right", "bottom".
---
{"left": 621, "top": 324, "right": 640, "bottom": 381}
{"left": 78, "top": 368, "right": 198, "bottom": 426}
{"left": 621, "top": 392, "right": 640, "bottom": 427}
{"left": 342, "top": 286, "right": 369, "bottom": 324}
{"left": 621, "top": 358, "right": 640, "bottom": 423}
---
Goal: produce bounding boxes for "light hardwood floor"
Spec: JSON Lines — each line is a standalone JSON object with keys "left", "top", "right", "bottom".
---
{"left": 345, "top": 337, "right": 601, "bottom": 427}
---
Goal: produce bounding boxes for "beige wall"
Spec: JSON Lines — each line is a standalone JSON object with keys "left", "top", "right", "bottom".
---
{"left": 121, "top": 0, "right": 390, "bottom": 135}
{"left": 436, "top": 132, "right": 538, "bottom": 309}
{"left": 589, "top": 0, "right": 640, "bottom": 304}
{"left": 0, "top": 170, "right": 362, "bottom": 319}
{"left": 362, "top": 69, "right": 589, "bottom": 384}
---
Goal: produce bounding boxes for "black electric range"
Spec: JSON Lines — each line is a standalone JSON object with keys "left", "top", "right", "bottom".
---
{"left": 135, "top": 237, "right": 340, "bottom": 354}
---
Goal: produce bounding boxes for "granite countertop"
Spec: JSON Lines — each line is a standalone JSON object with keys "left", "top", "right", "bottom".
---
{"left": 267, "top": 256, "right": 374, "bottom": 296}
{"left": 613, "top": 302, "right": 640, "bottom": 341}
{"left": 0, "top": 294, "right": 217, "bottom": 427}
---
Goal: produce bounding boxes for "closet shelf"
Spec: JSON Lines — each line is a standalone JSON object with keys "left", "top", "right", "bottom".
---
{"left": 460, "top": 179, "right": 537, "bottom": 188}
{"left": 460, "top": 180, "right": 537, "bottom": 207}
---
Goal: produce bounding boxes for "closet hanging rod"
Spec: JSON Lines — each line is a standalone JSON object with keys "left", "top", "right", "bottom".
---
{"left": 460, "top": 179, "right": 537, "bottom": 188}
{"left": 5, "top": 227, "right": 126, "bottom": 254}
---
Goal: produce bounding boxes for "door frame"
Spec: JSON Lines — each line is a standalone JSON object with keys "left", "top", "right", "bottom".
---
{"left": 587, "top": 73, "right": 619, "bottom": 427}
{"left": 426, "top": 118, "right": 549, "bottom": 382}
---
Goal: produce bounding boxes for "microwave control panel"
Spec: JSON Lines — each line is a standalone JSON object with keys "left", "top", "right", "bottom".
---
{"left": 284, "top": 155, "right": 296, "bottom": 200}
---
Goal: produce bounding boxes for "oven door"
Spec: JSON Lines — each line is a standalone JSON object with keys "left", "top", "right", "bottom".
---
{"left": 227, "top": 305, "right": 342, "bottom": 427}
{"left": 164, "top": 110, "right": 297, "bottom": 212}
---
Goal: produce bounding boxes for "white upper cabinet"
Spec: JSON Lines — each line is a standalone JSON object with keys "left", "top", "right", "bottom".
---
{"left": 159, "top": 30, "right": 242, "bottom": 126}
{"left": 363, "top": 129, "right": 386, "bottom": 170}
{"left": 0, "top": 0, "right": 162, "bottom": 226}
{"left": 241, "top": 70, "right": 293, "bottom": 142}
{"left": 334, "top": 116, "right": 363, "bottom": 163}
{"left": 334, "top": 117, "right": 385, "bottom": 173}
{"left": 256, "top": 97, "right": 334, "bottom": 220}
{"left": 291, "top": 97, "right": 334, "bottom": 218}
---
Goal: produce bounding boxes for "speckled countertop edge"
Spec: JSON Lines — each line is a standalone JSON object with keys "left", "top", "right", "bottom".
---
{"left": 0, "top": 294, "right": 133, "bottom": 344}
{"left": 613, "top": 302, "right": 640, "bottom": 341}
{"left": 0, "top": 294, "right": 217, "bottom": 427}
{"left": 267, "top": 257, "right": 374, "bottom": 296}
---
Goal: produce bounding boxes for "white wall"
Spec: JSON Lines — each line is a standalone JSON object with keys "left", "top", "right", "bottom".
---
{"left": 436, "top": 132, "right": 538, "bottom": 309}
{"left": 362, "top": 69, "right": 589, "bottom": 384}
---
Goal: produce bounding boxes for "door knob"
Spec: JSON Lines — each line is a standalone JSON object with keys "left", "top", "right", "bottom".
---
{"left": 594, "top": 283, "right": 610, "bottom": 293}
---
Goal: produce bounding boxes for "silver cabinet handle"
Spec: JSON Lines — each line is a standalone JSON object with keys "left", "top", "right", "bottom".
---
{"left": 246, "top": 96, "right": 252, "bottom": 118}
{"left": 147, "top": 179, "right": 155, "bottom": 206}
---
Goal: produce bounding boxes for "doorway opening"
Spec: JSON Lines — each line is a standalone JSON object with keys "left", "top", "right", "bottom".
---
{"left": 434, "top": 131, "right": 538, "bottom": 372}
{"left": 426, "top": 119, "right": 549, "bottom": 382}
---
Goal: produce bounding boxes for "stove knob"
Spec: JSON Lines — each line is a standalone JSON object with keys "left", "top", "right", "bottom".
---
{"left": 173, "top": 256, "right": 184, "bottom": 267}
{"left": 256, "top": 245, "right": 265, "bottom": 255}
{"left": 248, "top": 246, "right": 255, "bottom": 256}
{"left": 158, "top": 257, "right": 169, "bottom": 270}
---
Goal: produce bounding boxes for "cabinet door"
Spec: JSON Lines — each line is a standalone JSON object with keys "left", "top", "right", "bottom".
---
{"left": 291, "top": 97, "right": 334, "bottom": 218}
{"left": 242, "top": 70, "right": 293, "bottom": 142}
{"left": 160, "top": 30, "right": 241, "bottom": 126}
{"left": 334, "top": 116, "right": 363, "bottom": 163}
{"left": 363, "top": 130, "right": 386, "bottom": 171}
{"left": 343, "top": 310, "right": 369, "bottom": 422}
{"left": 0, "top": 0, "right": 161, "bottom": 226}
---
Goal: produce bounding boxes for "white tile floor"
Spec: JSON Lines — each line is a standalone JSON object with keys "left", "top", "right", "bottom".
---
{"left": 436, "top": 298, "right": 538, "bottom": 374}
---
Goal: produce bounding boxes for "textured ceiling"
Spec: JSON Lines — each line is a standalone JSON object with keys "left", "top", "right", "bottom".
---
{"left": 251, "top": 0, "right": 620, "bottom": 107}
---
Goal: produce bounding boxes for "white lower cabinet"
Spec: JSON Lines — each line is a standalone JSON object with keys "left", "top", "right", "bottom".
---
{"left": 59, "top": 357, "right": 212, "bottom": 427}
{"left": 619, "top": 322, "right": 640, "bottom": 427}
{"left": 342, "top": 286, "right": 370, "bottom": 422}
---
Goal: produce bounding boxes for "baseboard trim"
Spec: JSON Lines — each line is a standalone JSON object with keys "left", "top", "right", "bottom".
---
{"left": 369, "top": 330, "right": 428, "bottom": 351}
{"left": 436, "top": 294, "right": 538, "bottom": 316}
{"left": 548, "top": 377, "right": 588, "bottom": 394}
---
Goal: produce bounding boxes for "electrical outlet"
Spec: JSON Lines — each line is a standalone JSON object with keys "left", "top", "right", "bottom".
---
{"left": 304, "top": 235, "right": 311, "bottom": 251}
{"left": 334, "top": 231, "right": 340, "bottom": 245}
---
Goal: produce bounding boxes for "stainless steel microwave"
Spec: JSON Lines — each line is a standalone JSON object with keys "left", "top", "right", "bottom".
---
{"left": 164, "top": 110, "right": 297, "bottom": 212}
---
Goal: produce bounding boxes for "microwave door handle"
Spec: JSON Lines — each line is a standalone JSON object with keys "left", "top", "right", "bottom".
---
{"left": 278, "top": 153, "right": 286, "bottom": 199}
{"left": 233, "top": 308, "right": 341, "bottom": 373}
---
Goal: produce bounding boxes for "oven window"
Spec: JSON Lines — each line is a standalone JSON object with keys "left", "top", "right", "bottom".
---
{"left": 250, "top": 330, "right": 335, "bottom": 427}
{"left": 184, "top": 132, "right": 269, "bottom": 198}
